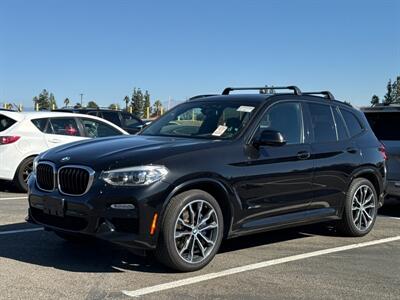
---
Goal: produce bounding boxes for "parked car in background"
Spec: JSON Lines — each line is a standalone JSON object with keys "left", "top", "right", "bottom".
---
{"left": 362, "top": 104, "right": 400, "bottom": 200}
{"left": 54, "top": 108, "right": 145, "bottom": 134}
{"left": 28, "top": 86, "right": 386, "bottom": 271}
{"left": 0, "top": 111, "right": 128, "bottom": 192}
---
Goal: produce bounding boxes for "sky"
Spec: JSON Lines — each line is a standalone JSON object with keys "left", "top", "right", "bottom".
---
{"left": 0, "top": 0, "right": 399, "bottom": 109}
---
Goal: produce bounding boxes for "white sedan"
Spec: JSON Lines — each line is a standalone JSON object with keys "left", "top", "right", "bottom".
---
{"left": 0, "top": 111, "right": 128, "bottom": 191}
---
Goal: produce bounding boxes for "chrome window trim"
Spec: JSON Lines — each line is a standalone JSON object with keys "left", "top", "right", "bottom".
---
{"left": 36, "top": 161, "right": 57, "bottom": 192}
{"left": 57, "top": 165, "right": 95, "bottom": 197}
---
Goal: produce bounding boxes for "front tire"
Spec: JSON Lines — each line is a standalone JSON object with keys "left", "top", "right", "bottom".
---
{"left": 156, "top": 189, "right": 224, "bottom": 272}
{"left": 336, "top": 178, "right": 378, "bottom": 237}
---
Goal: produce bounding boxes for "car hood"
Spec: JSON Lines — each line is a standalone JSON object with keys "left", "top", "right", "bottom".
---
{"left": 40, "top": 135, "right": 223, "bottom": 170}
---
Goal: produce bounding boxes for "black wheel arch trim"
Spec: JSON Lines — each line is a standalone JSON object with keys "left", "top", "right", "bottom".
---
{"left": 349, "top": 165, "right": 385, "bottom": 197}
{"left": 156, "top": 177, "right": 238, "bottom": 239}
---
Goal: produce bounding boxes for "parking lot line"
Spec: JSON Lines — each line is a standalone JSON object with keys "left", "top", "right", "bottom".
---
{"left": 0, "top": 196, "right": 28, "bottom": 201}
{"left": 122, "top": 235, "right": 400, "bottom": 298}
{"left": 0, "top": 228, "right": 43, "bottom": 235}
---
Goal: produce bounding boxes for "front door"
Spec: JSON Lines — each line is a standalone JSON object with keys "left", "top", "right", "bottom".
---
{"left": 233, "top": 101, "right": 314, "bottom": 230}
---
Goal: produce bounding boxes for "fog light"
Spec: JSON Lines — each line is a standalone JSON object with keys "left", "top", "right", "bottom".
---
{"left": 110, "top": 204, "right": 136, "bottom": 210}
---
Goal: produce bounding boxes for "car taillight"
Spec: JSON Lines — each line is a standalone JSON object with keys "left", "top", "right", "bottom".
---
{"left": 0, "top": 136, "right": 20, "bottom": 144}
{"left": 379, "top": 144, "right": 388, "bottom": 161}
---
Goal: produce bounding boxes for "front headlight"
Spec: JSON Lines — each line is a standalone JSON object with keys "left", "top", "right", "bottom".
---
{"left": 100, "top": 165, "right": 168, "bottom": 186}
{"left": 32, "top": 156, "right": 40, "bottom": 175}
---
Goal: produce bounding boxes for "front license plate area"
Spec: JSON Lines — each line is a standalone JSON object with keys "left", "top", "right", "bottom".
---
{"left": 43, "top": 197, "right": 65, "bottom": 217}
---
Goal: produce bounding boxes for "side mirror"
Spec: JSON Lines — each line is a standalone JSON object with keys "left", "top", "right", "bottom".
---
{"left": 254, "top": 130, "right": 286, "bottom": 147}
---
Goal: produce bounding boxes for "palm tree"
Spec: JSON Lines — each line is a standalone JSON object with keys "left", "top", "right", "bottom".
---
{"left": 124, "top": 96, "right": 130, "bottom": 111}
{"left": 64, "top": 98, "right": 70, "bottom": 107}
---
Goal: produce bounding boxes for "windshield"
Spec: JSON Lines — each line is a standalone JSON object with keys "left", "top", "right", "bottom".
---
{"left": 141, "top": 101, "right": 259, "bottom": 139}
{"left": 365, "top": 112, "right": 400, "bottom": 141}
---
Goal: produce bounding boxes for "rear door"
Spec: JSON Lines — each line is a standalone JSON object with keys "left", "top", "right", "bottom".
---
{"left": 364, "top": 111, "right": 400, "bottom": 181}
{"left": 306, "top": 103, "right": 361, "bottom": 212}
{"left": 44, "top": 117, "right": 85, "bottom": 148}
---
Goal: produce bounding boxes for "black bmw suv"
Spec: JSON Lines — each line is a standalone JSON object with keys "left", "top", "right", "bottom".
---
{"left": 27, "top": 86, "right": 386, "bottom": 271}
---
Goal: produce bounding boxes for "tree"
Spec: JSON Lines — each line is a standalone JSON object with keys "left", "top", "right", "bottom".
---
{"left": 49, "top": 93, "right": 57, "bottom": 110}
{"left": 64, "top": 98, "right": 70, "bottom": 107}
{"left": 109, "top": 103, "right": 119, "bottom": 110}
{"left": 74, "top": 103, "right": 82, "bottom": 109}
{"left": 131, "top": 88, "right": 144, "bottom": 117}
{"left": 371, "top": 95, "right": 379, "bottom": 106}
{"left": 87, "top": 101, "right": 99, "bottom": 109}
{"left": 153, "top": 100, "right": 163, "bottom": 116}
{"left": 124, "top": 95, "right": 130, "bottom": 111}
{"left": 383, "top": 79, "right": 393, "bottom": 104}
{"left": 144, "top": 90, "right": 152, "bottom": 117}
{"left": 392, "top": 76, "right": 400, "bottom": 103}
{"left": 33, "top": 89, "right": 51, "bottom": 110}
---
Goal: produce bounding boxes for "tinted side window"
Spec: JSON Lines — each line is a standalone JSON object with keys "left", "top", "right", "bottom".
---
{"left": 364, "top": 112, "right": 400, "bottom": 140}
{"left": 340, "top": 109, "right": 363, "bottom": 137}
{"left": 102, "top": 112, "right": 122, "bottom": 126}
{"left": 258, "top": 102, "right": 303, "bottom": 144}
{"left": 0, "top": 115, "right": 17, "bottom": 132}
{"left": 45, "top": 118, "right": 81, "bottom": 136}
{"left": 122, "top": 113, "right": 142, "bottom": 128}
{"left": 87, "top": 111, "right": 100, "bottom": 117}
{"left": 31, "top": 118, "right": 48, "bottom": 132}
{"left": 81, "top": 118, "right": 122, "bottom": 138}
{"left": 308, "top": 103, "right": 337, "bottom": 143}
{"left": 332, "top": 107, "right": 349, "bottom": 140}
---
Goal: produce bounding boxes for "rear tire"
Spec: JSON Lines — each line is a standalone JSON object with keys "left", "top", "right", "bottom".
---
{"left": 156, "top": 189, "right": 224, "bottom": 272}
{"left": 336, "top": 178, "right": 378, "bottom": 237}
{"left": 14, "top": 156, "right": 35, "bottom": 192}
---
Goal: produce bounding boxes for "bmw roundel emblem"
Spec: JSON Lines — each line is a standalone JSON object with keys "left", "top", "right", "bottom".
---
{"left": 60, "top": 156, "right": 71, "bottom": 162}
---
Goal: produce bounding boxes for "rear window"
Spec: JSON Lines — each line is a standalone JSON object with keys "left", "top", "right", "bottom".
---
{"left": 45, "top": 118, "right": 81, "bottom": 136}
{"left": 308, "top": 103, "right": 337, "bottom": 143}
{"left": 341, "top": 109, "right": 364, "bottom": 137}
{"left": 0, "top": 115, "right": 17, "bottom": 132}
{"left": 364, "top": 112, "right": 400, "bottom": 141}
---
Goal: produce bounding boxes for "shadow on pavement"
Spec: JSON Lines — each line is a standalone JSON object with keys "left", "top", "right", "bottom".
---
{"left": 0, "top": 180, "right": 18, "bottom": 193}
{"left": 378, "top": 197, "right": 400, "bottom": 218}
{"left": 0, "top": 221, "right": 333, "bottom": 274}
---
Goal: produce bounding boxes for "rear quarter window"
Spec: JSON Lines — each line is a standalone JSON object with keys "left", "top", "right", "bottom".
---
{"left": 0, "top": 115, "right": 17, "bottom": 132}
{"left": 340, "top": 109, "right": 364, "bottom": 137}
{"left": 31, "top": 118, "right": 48, "bottom": 132}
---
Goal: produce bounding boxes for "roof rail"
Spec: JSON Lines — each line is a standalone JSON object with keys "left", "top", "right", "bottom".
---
{"left": 189, "top": 94, "right": 218, "bottom": 100}
{"left": 303, "top": 91, "right": 335, "bottom": 100}
{"left": 222, "top": 86, "right": 302, "bottom": 96}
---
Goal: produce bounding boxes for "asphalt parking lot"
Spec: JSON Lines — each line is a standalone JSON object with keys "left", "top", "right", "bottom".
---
{"left": 0, "top": 182, "right": 399, "bottom": 300}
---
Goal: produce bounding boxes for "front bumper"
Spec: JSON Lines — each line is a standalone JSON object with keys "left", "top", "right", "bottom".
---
{"left": 27, "top": 174, "right": 173, "bottom": 250}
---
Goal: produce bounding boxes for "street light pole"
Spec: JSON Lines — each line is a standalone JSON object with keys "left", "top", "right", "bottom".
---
{"left": 80, "top": 93, "right": 84, "bottom": 106}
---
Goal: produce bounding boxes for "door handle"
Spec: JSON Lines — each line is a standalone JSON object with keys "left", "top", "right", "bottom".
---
{"left": 346, "top": 147, "right": 358, "bottom": 154}
{"left": 297, "top": 151, "right": 311, "bottom": 160}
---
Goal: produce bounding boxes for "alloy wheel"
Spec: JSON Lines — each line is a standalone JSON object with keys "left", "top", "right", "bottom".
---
{"left": 351, "top": 185, "right": 376, "bottom": 231}
{"left": 174, "top": 200, "right": 219, "bottom": 264}
{"left": 22, "top": 162, "right": 33, "bottom": 183}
